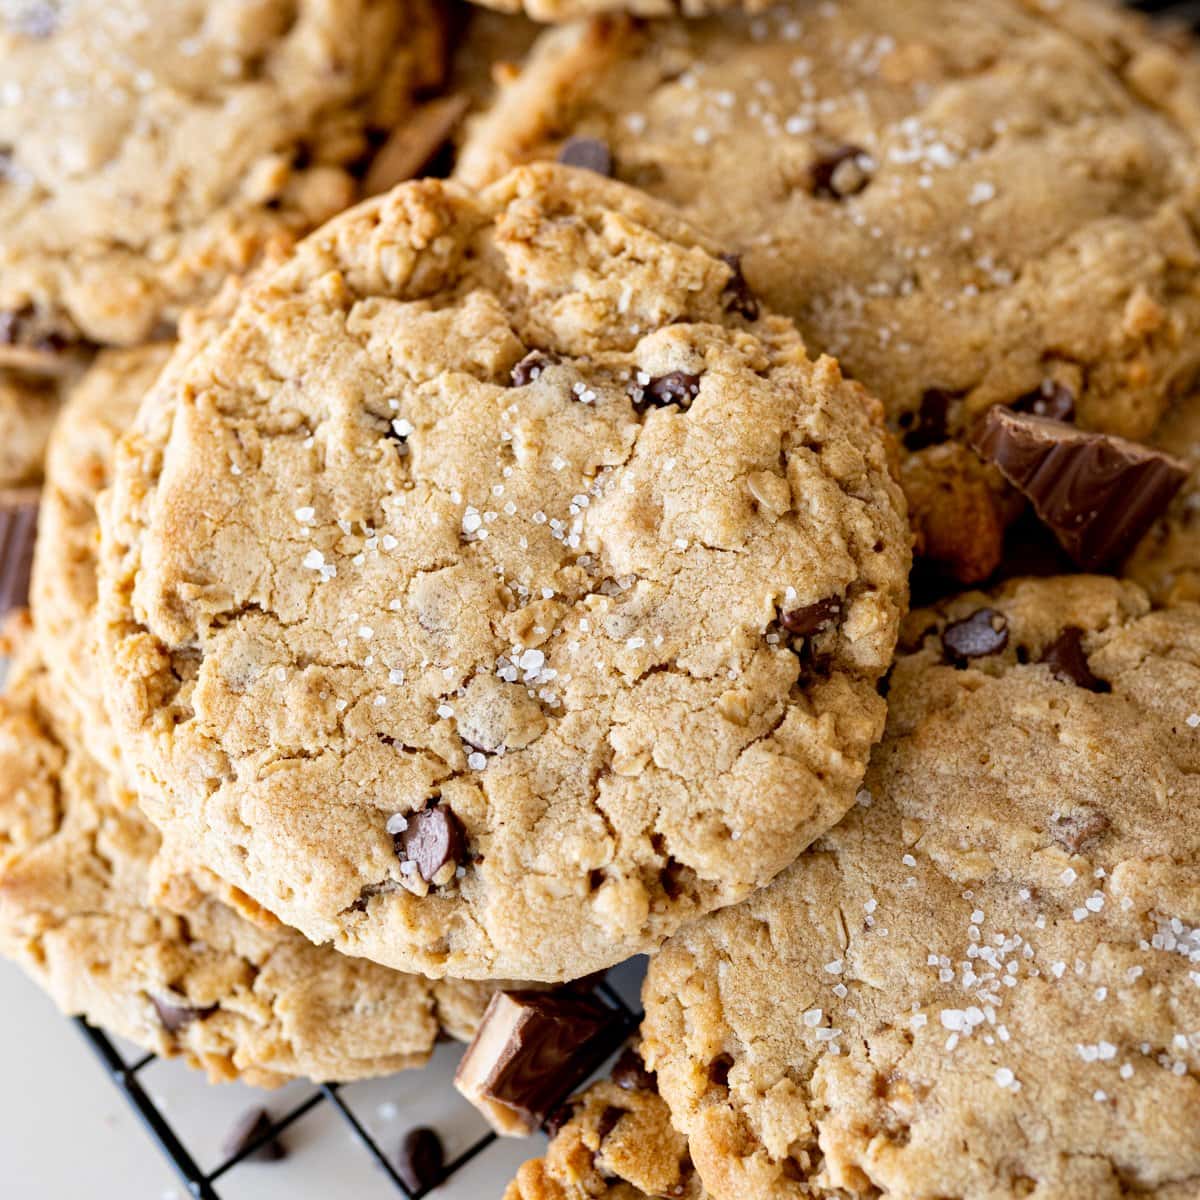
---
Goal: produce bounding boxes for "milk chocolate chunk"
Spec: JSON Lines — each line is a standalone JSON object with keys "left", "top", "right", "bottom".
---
{"left": 395, "top": 802, "right": 466, "bottom": 885}
{"left": 221, "top": 1106, "right": 286, "bottom": 1164}
{"left": 557, "top": 137, "right": 613, "bottom": 178}
{"left": 151, "top": 994, "right": 217, "bottom": 1034}
{"left": 942, "top": 607, "right": 1008, "bottom": 666}
{"left": 972, "top": 408, "right": 1188, "bottom": 569}
{"left": 454, "top": 990, "right": 624, "bottom": 1136}
{"left": 0, "top": 490, "right": 38, "bottom": 614}
{"left": 633, "top": 372, "right": 701, "bottom": 412}
{"left": 1040, "top": 627, "right": 1109, "bottom": 693}
{"left": 781, "top": 596, "right": 842, "bottom": 637}
{"left": 719, "top": 253, "right": 759, "bottom": 321}
{"left": 395, "top": 1126, "right": 444, "bottom": 1193}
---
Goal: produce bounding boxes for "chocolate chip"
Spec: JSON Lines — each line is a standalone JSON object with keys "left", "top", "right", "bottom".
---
{"left": 510, "top": 351, "right": 557, "bottom": 387}
{"left": 0, "top": 493, "right": 38, "bottom": 615}
{"left": 1039, "top": 627, "right": 1109, "bottom": 693}
{"left": 781, "top": 597, "right": 842, "bottom": 638}
{"left": 557, "top": 137, "right": 613, "bottom": 177}
{"left": 719, "top": 253, "right": 759, "bottom": 321}
{"left": 708, "top": 1054, "right": 734, "bottom": 1088}
{"left": 942, "top": 608, "right": 1008, "bottom": 666}
{"left": 541, "top": 1101, "right": 576, "bottom": 1138}
{"left": 900, "top": 389, "right": 955, "bottom": 451}
{"left": 972, "top": 407, "right": 1189, "bottom": 569}
{"left": 221, "top": 1106, "right": 286, "bottom": 1164}
{"left": 632, "top": 372, "right": 701, "bottom": 412}
{"left": 395, "top": 803, "right": 466, "bottom": 884}
{"left": 151, "top": 995, "right": 217, "bottom": 1034}
{"left": 596, "top": 1106, "right": 624, "bottom": 1141}
{"left": 812, "top": 145, "right": 873, "bottom": 199}
{"left": 0, "top": 306, "right": 67, "bottom": 354}
{"left": 395, "top": 1126, "right": 444, "bottom": 1193}
{"left": 611, "top": 1047, "right": 656, "bottom": 1092}
{"left": 455, "top": 990, "right": 626, "bottom": 1136}
{"left": 1012, "top": 381, "right": 1075, "bottom": 423}
{"left": 1050, "top": 806, "right": 1111, "bottom": 855}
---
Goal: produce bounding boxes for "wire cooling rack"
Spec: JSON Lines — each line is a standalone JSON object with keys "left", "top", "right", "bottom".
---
{"left": 71, "top": 977, "right": 641, "bottom": 1200}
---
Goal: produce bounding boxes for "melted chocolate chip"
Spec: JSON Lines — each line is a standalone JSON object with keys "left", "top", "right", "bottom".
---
{"left": 719, "top": 253, "right": 759, "bottom": 321}
{"left": 942, "top": 608, "right": 1009, "bottom": 666}
{"left": 557, "top": 137, "right": 613, "bottom": 177}
{"left": 781, "top": 596, "right": 842, "bottom": 638}
{"left": 221, "top": 1106, "right": 286, "bottom": 1163}
{"left": 151, "top": 995, "right": 217, "bottom": 1034}
{"left": 812, "top": 145, "right": 873, "bottom": 199}
{"left": 510, "top": 351, "right": 557, "bottom": 387}
{"left": 707, "top": 1054, "right": 734, "bottom": 1088}
{"left": 395, "top": 1126, "right": 444, "bottom": 1193}
{"left": 395, "top": 803, "right": 466, "bottom": 884}
{"left": 596, "top": 1105, "right": 624, "bottom": 1141}
{"left": 0, "top": 495, "right": 38, "bottom": 615}
{"left": 632, "top": 372, "right": 701, "bottom": 412}
{"left": 1012, "top": 381, "right": 1075, "bottom": 423}
{"left": 611, "top": 1047, "right": 656, "bottom": 1092}
{"left": 900, "top": 389, "right": 955, "bottom": 451}
{"left": 1050, "top": 806, "right": 1111, "bottom": 855}
{"left": 1040, "top": 627, "right": 1109, "bottom": 693}
{"left": 972, "top": 408, "right": 1189, "bottom": 569}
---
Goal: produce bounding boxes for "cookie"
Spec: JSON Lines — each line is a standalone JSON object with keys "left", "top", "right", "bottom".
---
{"left": 1124, "top": 391, "right": 1200, "bottom": 606}
{"left": 0, "top": 638, "right": 502, "bottom": 1087}
{"left": 96, "top": 163, "right": 909, "bottom": 982}
{"left": 506, "top": 1070, "right": 701, "bottom": 1200}
{"left": 0, "top": 0, "right": 446, "bottom": 354}
{"left": 639, "top": 574, "right": 1200, "bottom": 1200}
{"left": 456, "top": 0, "right": 1200, "bottom": 581}
{"left": 0, "top": 370, "right": 60, "bottom": 487}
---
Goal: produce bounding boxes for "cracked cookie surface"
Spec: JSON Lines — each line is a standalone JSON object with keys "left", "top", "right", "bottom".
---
{"left": 0, "top": 634, "right": 502, "bottom": 1087}
{"left": 0, "top": 0, "right": 445, "bottom": 353}
{"left": 456, "top": 0, "right": 1200, "bottom": 581}
{"left": 642, "top": 575, "right": 1200, "bottom": 1200}
{"left": 96, "top": 163, "right": 908, "bottom": 982}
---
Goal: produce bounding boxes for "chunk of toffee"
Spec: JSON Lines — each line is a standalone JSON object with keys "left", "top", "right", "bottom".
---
{"left": 395, "top": 1126, "right": 445, "bottom": 1193}
{"left": 1012, "top": 381, "right": 1075, "bottom": 423}
{"left": 780, "top": 596, "right": 842, "bottom": 637}
{"left": 394, "top": 803, "right": 466, "bottom": 885}
{"left": 1039, "top": 627, "right": 1109, "bottom": 693}
{"left": 719, "top": 253, "right": 759, "bottom": 321}
{"left": 811, "top": 144, "right": 873, "bottom": 199}
{"left": 1050, "top": 806, "right": 1111, "bottom": 855}
{"left": 151, "top": 994, "right": 217, "bottom": 1034}
{"left": 942, "top": 607, "right": 1008, "bottom": 666}
{"left": 363, "top": 94, "right": 470, "bottom": 196}
{"left": 631, "top": 372, "right": 701, "bottom": 412}
{"left": 972, "top": 407, "right": 1188, "bottom": 569}
{"left": 557, "top": 136, "right": 613, "bottom": 177}
{"left": 0, "top": 490, "right": 38, "bottom": 614}
{"left": 221, "top": 1106, "right": 287, "bottom": 1164}
{"left": 454, "top": 990, "right": 624, "bottom": 1136}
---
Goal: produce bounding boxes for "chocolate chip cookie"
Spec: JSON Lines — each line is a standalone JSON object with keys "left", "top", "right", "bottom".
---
{"left": 0, "top": 0, "right": 446, "bottom": 354}
{"left": 0, "top": 634, "right": 502, "bottom": 1086}
{"left": 457, "top": 0, "right": 1200, "bottom": 581}
{"left": 642, "top": 575, "right": 1200, "bottom": 1199}
{"left": 96, "top": 163, "right": 909, "bottom": 982}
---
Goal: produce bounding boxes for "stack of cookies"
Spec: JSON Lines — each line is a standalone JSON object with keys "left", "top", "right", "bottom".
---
{"left": 1, "top": 1, "right": 1198, "bottom": 1196}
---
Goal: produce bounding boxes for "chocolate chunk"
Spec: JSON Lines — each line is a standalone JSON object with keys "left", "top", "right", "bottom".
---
{"left": 972, "top": 407, "right": 1189, "bottom": 569}
{"left": 632, "top": 372, "right": 701, "bottom": 412}
{"left": 395, "top": 803, "right": 466, "bottom": 884}
{"left": 942, "top": 608, "right": 1008, "bottom": 666}
{"left": 395, "top": 1126, "right": 444, "bottom": 1193}
{"left": 541, "top": 1101, "right": 576, "bottom": 1139}
{"left": 0, "top": 492, "right": 38, "bottom": 615}
{"left": 719, "top": 253, "right": 759, "bottom": 321}
{"left": 0, "top": 307, "right": 67, "bottom": 354}
{"left": 1050, "top": 806, "right": 1111, "bottom": 855}
{"left": 781, "top": 596, "right": 842, "bottom": 637}
{"left": 707, "top": 1054, "right": 734, "bottom": 1088}
{"left": 1039, "top": 627, "right": 1109, "bottom": 693}
{"left": 596, "top": 1105, "right": 624, "bottom": 1141}
{"left": 812, "top": 145, "right": 873, "bottom": 199}
{"left": 510, "top": 351, "right": 557, "bottom": 388}
{"left": 454, "top": 990, "right": 625, "bottom": 1136}
{"left": 611, "top": 1047, "right": 656, "bottom": 1092}
{"left": 1012, "top": 381, "right": 1075, "bottom": 423}
{"left": 557, "top": 137, "right": 613, "bottom": 177}
{"left": 221, "top": 1106, "right": 286, "bottom": 1164}
{"left": 151, "top": 995, "right": 217, "bottom": 1034}
{"left": 900, "top": 388, "right": 955, "bottom": 451}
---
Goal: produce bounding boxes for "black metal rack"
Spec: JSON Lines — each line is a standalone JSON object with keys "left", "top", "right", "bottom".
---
{"left": 73, "top": 979, "right": 640, "bottom": 1200}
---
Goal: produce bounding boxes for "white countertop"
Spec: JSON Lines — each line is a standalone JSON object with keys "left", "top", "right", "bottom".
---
{"left": 0, "top": 953, "right": 646, "bottom": 1199}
